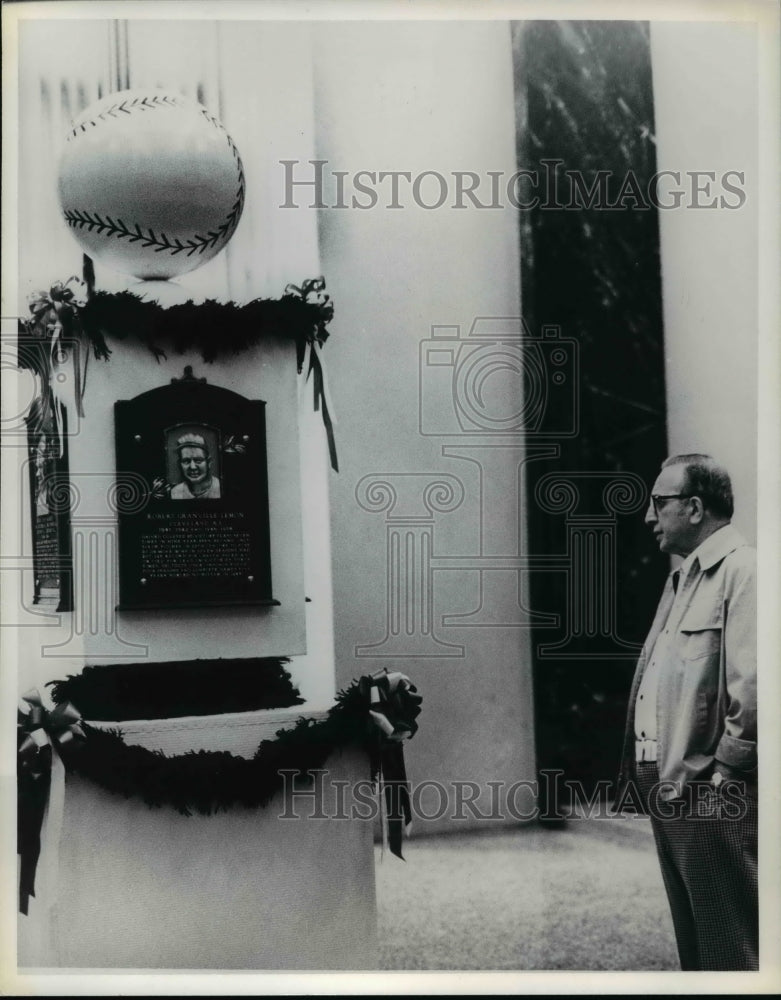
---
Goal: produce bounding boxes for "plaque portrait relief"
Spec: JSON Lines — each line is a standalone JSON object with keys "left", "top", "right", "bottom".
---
{"left": 167, "top": 427, "right": 222, "bottom": 500}
{"left": 114, "top": 369, "right": 275, "bottom": 610}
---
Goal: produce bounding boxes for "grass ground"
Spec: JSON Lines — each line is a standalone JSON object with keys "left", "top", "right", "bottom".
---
{"left": 375, "top": 815, "right": 679, "bottom": 971}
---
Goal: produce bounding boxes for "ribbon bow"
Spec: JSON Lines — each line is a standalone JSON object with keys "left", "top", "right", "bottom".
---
{"left": 284, "top": 276, "right": 334, "bottom": 329}
{"left": 284, "top": 277, "right": 339, "bottom": 473}
{"left": 18, "top": 689, "right": 84, "bottom": 914}
{"left": 360, "top": 669, "right": 422, "bottom": 743}
{"left": 18, "top": 688, "right": 85, "bottom": 777}
{"left": 29, "top": 277, "right": 88, "bottom": 325}
{"left": 25, "top": 276, "right": 91, "bottom": 454}
{"left": 28, "top": 278, "right": 89, "bottom": 368}
{"left": 359, "top": 669, "right": 422, "bottom": 859}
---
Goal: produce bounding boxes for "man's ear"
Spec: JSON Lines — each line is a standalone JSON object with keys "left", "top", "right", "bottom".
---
{"left": 689, "top": 496, "right": 704, "bottom": 524}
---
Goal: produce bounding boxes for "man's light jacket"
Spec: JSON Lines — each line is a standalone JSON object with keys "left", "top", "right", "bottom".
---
{"left": 617, "top": 523, "right": 757, "bottom": 801}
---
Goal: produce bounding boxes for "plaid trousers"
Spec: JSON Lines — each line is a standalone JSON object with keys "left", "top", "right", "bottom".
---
{"left": 635, "top": 761, "right": 758, "bottom": 971}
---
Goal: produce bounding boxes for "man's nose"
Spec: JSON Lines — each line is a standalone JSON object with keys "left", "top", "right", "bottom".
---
{"left": 644, "top": 502, "right": 657, "bottom": 526}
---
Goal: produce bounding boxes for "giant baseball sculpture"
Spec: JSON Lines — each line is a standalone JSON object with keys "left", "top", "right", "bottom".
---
{"left": 58, "top": 90, "right": 245, "bottom": 280}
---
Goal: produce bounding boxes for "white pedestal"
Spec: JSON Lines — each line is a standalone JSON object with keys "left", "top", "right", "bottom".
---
{"left": 18, "top": 712, "right": 378, "bottom": 970}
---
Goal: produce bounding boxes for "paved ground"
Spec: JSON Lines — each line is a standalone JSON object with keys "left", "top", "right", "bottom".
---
{"left": 375, "top": 815, "right": 679, "bottom": 971}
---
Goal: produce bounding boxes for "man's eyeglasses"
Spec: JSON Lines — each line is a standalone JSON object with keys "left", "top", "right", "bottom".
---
{"left": 649, "top": 493, "right": 694, "bottom": 514}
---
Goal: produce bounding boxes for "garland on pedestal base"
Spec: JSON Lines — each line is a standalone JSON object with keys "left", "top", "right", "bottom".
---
{"left": 18, "top": 669, "right": 422, "bottom": 913}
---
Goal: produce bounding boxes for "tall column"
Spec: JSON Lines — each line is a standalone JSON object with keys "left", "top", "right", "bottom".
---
{"left": 650, "top": 22, "right": 758, "bottom": 542}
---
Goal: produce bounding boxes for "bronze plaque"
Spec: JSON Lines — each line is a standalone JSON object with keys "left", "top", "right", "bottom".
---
{"left": 115, "top": 368, "right": 275, "bottom": 610}
{"left": 27, "top": 409, "right": 73, "bottom": 611}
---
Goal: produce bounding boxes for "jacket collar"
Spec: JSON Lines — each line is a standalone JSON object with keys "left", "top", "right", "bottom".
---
{"left": 687, "top": 523, "right": 747, "bottom": 572}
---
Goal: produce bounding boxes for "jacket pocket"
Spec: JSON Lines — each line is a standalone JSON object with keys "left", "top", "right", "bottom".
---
{"left": 679, "top": 625, "right": 722, "bottom": 662}
{"left": 679, "top": 603, "right": 723, "bottom": 662}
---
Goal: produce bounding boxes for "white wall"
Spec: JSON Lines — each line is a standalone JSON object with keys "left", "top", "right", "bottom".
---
{"left": 314, "top": 21, "right": 537, "bottom": 832}
{"left": 651, "top": 22, "right": 758, "bottom": 543}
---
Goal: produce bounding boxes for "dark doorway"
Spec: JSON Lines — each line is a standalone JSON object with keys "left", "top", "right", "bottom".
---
{"left": 511, "top": 21, "right": 669, "bottom": 807}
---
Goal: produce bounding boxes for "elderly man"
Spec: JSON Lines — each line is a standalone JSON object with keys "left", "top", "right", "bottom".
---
{"left": 616, "top": 454, "right": 757, "bottom": 971}
{"left": 171, "top": 433, "right": 221, "bottom": 500}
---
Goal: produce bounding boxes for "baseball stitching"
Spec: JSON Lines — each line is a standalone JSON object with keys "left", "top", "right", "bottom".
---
{"left": 65, "top": 94, "right": 186, "bottom": 141}
{"left": 62, "top": 95, "right": 246, "bottom": 258}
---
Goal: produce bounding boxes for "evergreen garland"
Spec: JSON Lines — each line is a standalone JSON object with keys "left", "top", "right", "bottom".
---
{"left": 78, "top": 287, "right": 332, "bottom": 370}
{"left": 58, "top": 679, "right": 381, "bottom": 817}
{"left": 18, "top": 276, "right": 338, "bottom": 469}
{"left": 47, "top": 657, "right": 304, "bottom": 722}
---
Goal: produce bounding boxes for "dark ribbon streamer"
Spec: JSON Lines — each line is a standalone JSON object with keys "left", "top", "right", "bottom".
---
{"left": 358, "top": 668, "right": 422, "bottom": 859}
{"left": 285, "top": 277, "right": 339, "bottom": 472}
{"left": 308, "top": 341, "right": 339, "bottom": 472}
{"left": 17, "top": 759, "right": 50, "bottom": 917}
